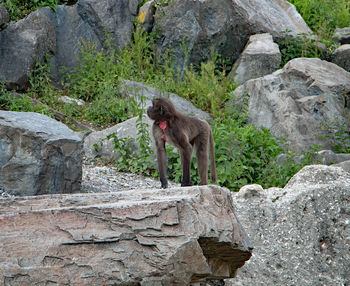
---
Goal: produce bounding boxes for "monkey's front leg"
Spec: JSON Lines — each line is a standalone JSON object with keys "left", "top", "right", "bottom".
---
{"left": 156, "top": 140, "right": 168, "bottom": 188}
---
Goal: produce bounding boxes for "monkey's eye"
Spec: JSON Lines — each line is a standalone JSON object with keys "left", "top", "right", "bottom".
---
{"left": 159, "top": 106, "right": 164, "bottom": 115}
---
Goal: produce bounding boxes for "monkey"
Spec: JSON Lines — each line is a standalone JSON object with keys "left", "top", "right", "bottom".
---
{"left": 147, "top": 97, "right": 216, "bottom": 188}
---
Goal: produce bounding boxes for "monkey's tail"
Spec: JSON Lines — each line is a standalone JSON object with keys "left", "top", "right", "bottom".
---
{"left": 209, "top": 129, "right": 216, "bottom": 183}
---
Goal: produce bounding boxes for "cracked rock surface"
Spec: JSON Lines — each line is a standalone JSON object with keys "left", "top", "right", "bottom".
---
{"left": 0, "top": 185, "right": 252, "bottom": 285}
{"left": 227, "top": 165, "right": 350, "bottom": 286}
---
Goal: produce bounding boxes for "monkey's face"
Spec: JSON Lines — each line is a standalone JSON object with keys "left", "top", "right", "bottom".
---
{"left": 147, "top": 98, "right": 174, "bottom": 121}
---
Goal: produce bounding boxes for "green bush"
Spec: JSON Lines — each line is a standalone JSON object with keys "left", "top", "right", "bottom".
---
{"left": 278, "top": 31, "right": 324, "bottom": 67}
{"left": 61, "top": 39, "right": 139, "bottom": 125}
{"left": 3, "top": 0, "right": 67, "bottom": 20}
{"left": 288, "top": 0, "right": 350, "bottom": 38}
{"left": 213, "top": 117, "right": 301, "bottom": 190}
{"left": 0, "top": 85, "right": 52, "bottom": 116}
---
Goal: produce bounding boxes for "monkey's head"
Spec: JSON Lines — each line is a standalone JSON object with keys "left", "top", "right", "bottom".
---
{"left": 147, "top": 98, "right": 177, "bottom": 122}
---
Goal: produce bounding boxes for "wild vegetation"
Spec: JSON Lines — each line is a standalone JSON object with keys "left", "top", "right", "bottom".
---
{"left": 0, "top": 0, "right": 349, "bottom": 191}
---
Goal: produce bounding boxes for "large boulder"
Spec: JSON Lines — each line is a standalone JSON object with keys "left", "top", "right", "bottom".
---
{"left": 83, "top": 115, "right": 151, "bottom": 159}
{"left": 0, "top": 4, "right": 9, "bottom": 28}
{"left": 153, "top": 0, "right": 311, "bottom": 71}
{"left": 332, "top": 44, "right": 350, "bottom": 72}
{"left": 0, "top": 111, "right": 82, "bottom": 196}
{"left": 47, "top": 0, "right": 138, "bottom": 81}
{"left": 77, "top": 0, "right": 138, "bottom": 47}
{"left": 0, "top": 185, "right": 252, "bottom": 285}
{"left": 44, "top": 5, "right": 102, "bottom": 82}
{"left": 120, "top": 80, "right": 211, "bottom": 120}
{"left": 234, "top": 58, "right": 350, "bottom": 153}
{"left": 229, "top": 33, "right": 281, "bottom": 85}
{"left": 84, "top": 80, "right": 211, "bottom": 159}
{"left": 0, "top": 0, "right": 138, "bottom": 86}
{"left": 226, "top": 165, "right": 350, "bottom": 285}
{"left": 0, "top": 8, "right": 56, "bottom": 89}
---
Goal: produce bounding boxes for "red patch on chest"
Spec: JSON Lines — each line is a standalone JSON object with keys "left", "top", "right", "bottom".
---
{"left": 159, "top": 121, "right": 167, "bottom": 142}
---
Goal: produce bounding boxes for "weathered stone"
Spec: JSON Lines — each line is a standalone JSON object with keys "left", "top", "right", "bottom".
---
{"left": 83, "top": 115, "right": 150, "bottom": 159}
{"left": 333, "top": 27, "right": 350, "bottom": 44}
{"left": 0, "top": 8, "right": 56, "bottom": 89}
{"left": 44, "top": 5, "right": 102, "bottom": 82}
{"left": 0, "top": 111, "right": 82, "bottom": 196}
{"left": 333, "top": 160, "right": 350, "bottom": 173}
{"left": 315, "top": 149, "right": 350, "bottom": 165}
{"left": 48, "top": 0, "right": 136, "bottom": 81}
{"left": 129, "top": 0, "right": 140, "bottom": 15}
{"left": 77, "top": 0, "right": 135, "bottom": 48}
{"left": 120, "top": 80, "right": 211, "bottom": 120}
{"left": 0, "top": 185, "right": 252, "bottom": 285}
{"left": 332, "top": 44, "right": 350, "bottom": 72}
{"left": 138, "top": 0, "right": 156, "bottom": 32}
{"left": 0, "top": 4, "right": 9, "bottom": 28}
{"left": 60, "top": 95, "right": 85, "bottom": 106}
{"left": 234, "top": 58, "right": 350, "bottom": 153}
{"left": 278, "top": 149, "right": 350, "bottom": 167}
{"left": 237, "top": 184, "right": 265, "bottom": 199}
{"left": 229, "top": 33, "right": 281, "bottom": 85}
{"left": 226, "top": 165, "right": 350, "bottom": 286}
{"left": 84, "top": 80, "right": 211, "bottom": 159}
{"left": 153, "top": 0, "right": 311, "bottom": 71}
{"left": 1, "top": 0, "right": 137, "bottom": 85}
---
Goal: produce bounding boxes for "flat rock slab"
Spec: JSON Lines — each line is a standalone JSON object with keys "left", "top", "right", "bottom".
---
{"left": 0, "top": 111, "right": 82, "bottom": 196}
{"left": 0, "top": 185, "right": 252, "bottom": 285}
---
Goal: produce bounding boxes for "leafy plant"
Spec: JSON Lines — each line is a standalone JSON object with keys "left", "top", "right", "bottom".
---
{"left": 287, "top": 0, "right": 350, "bottom": 39}
{"left": 2, "top": 0, "right": 68, "bottom": 20}
{"left": 318, "top": 121, "right": 350, "bottom": 153}
{"left": 114, "top": 24, "right": 157, "bottom": 83}
{"left": 0, "top": 84, "right": 52, "bottom": 116}
{"left": 278, "top": 31, "right": 324, "bottom": 67}
{"left": 107, "top": 93, "right": 156, "bottom": 176}
{"left": 61, "top": 38, "right": 140, "bottom": 125}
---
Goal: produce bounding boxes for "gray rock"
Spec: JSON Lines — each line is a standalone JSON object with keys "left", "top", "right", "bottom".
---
{"left": 235, "top": 58, "right": 350, "bottom": 153}
{"left": 0, "top": 8, "right": 56, "bottom": 89}
{"left": 0, "top": 111, "right": 82, "bottom": 196}
{"left": 0, "top": 4, "right": 9, "bottom": 28}
{"left": 0, "top": 185, "right": 252, "bottom": 284}
{"left": 83, "top": 115, "right": 151, "bottom": 159}
{"left": 77, "top": 0, "right": 134, "bottom": 49}
{"left": 60, "top": 95, "right": 85, "bottom": 106}
{"left": 138, "top": 0, "right": 156, "bottom": 32}
{"left": 44, "top": 5, "right": 102, "bottom": 82}
{"left": 120, "top": 80, "right": 211, "bottom": 119}
{"left": 84, "top": 81, "right": 211, "bottom": 159}
{"left": 333, "top": 27, "right": 350, "bottom": 44}
{"left": 153, "top": 0, "right": 311, "bottom": 72}
{"left": 227, "top": 165, "right": 350, "bottom": 286}
{"left": 332, "top": 44, "right": 350, "bottom": 72}
{"left": 333, "top": 160, "right": 350, "bottom": 173}
{"left": 129, "top": 0, "right": 140, "bottom": 15}
{"left": 229, "top": 33, "right": 281, "bottom": 85}
{"left": 278, "top": 149, "right": 350, "bottom": 167}
{"left": 0, "top": 0, "right": 137, "bottom": 86}
{"left": 48, "top": 0, "right": 136, "bottom": 81}
{"left": 236, "top": 184, "right": 265, "bottom": 199}
{"left": 315, "top": 149, "right": 350, "bottom": 165}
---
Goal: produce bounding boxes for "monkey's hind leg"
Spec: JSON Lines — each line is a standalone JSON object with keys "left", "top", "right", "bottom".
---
{"left": 196, "top": 137, "right": 209, "bottom": 185}
{"left": 179, "top": 144, "right": 193, "bottom": 187}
